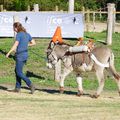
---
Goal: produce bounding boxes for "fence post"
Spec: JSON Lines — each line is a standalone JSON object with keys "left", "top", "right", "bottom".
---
{"left": 82, "top": 6, "right": 85, "bottom": 14}
{"left": 55, "top": 5, "right": 59, "bottom": 11}
{"left": 27, "top": 5, "right": 30, "bottom": 11}
{"left": 86, "top": 10, "right": 90, "bottom": 32}
{"left": 99, "top": 8, "right": 102, "bottom": 20}
{"left": 34, "top": 4, "right": 39, "bottom": 12}
{"left": 106, "top": 3, "right": 115, "bottom": 45}
{"left": 68, "top": 0, "right": 74, "bottom": 13}
{"left": 54, "top": 60, "right": 61, "bottom": 82}
{"left": 113, "top": 7, "right": 116, "bottom": 33}
{"left": 93, "top": 12, "right": 96, "bottom": 32}
{"left": 0, "top": 5, "right": 3, "bottom": 11}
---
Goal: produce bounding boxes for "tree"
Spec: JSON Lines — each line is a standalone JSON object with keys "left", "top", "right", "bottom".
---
{"left": 1, "top": 0, "right": 120, "bottom": 12}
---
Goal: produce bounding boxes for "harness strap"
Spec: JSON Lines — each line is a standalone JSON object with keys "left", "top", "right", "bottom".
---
{"left": 81, "top": 53, "right": 91, "bottom": 65}
{"left": 82, "top": 53, "right": 85, "bottom": 65}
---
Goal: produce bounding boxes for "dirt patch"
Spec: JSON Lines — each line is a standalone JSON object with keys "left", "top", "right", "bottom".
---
{"left": 0, "top": 84, "right": 120, "bottom": 120}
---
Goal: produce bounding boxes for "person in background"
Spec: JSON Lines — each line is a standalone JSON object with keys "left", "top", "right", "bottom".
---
{"left": 6, "top": 22, "right": 36, "bottom": 94}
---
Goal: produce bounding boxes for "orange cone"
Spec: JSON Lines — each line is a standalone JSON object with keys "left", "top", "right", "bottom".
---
{"left": 52, "top": 26, "right": 63, "bottom": 43}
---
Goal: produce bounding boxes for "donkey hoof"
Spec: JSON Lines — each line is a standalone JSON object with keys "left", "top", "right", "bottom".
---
{"left": 59, "top": 87, "right": 64, "bottom": 94}
{"left": 90, "top": 94, "right": 100, "bottom": 98}
{"left": 118, "top": 91, "right": 120, "bottom": 96}
{"left": 77, "top": 93, "right": 82, "bottom": 97}
{"left": 77, "top": 90, "right": 83, "bottom": 97}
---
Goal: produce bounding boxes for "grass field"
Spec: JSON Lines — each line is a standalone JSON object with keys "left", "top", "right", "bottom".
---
{"left": 0, "top": 32, "right": 120, "bottom": 90}
{"left": 0, "top": 32, "right": 120, "bottom": 120}
{"left": 0, "top": 87, "right": 120, "bottom": 120}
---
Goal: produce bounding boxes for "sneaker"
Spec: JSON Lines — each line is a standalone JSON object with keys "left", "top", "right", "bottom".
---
{"left": 29, "top": 84, "right": 35, "bottom": 94}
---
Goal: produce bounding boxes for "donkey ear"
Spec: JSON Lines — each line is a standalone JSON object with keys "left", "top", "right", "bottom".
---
{"left": 50, "top": 42, "right": 55, "bottom": 48}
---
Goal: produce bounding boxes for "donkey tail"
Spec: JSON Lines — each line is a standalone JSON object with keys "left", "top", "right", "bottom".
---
{"left": 109, "top": 52, "right": 120, "bottom": 80}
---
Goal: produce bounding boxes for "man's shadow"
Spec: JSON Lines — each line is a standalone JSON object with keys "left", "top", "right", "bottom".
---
{"left": 0, "top": 49, "right": 15, "bottom": 60}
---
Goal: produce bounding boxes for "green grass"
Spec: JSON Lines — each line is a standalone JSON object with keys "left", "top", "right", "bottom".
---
{"left": 0, "top": 32, "right": 120, "bottom": 91}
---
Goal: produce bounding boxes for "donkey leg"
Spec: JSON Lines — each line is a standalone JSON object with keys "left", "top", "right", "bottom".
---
{"left": 109, "top": 68, "right": 120, "bottom": 96}
{"left": 107, "top": 66, "right": 120, "bottom": 96}
{"left": 108, "top": 52, "right": 120, "bottom": 96}
{"left": 59, "top": 76, "right": 64, "bottom": 94}
{"left": 114, "top": 79, "right": 120, "bottom": 96}
{"left": 117, "top": 80, "right": 120, "bottom": 96}
{"left": 59, "top": 67, "right": 72, "bottom": 94}
{"left": 76, "top": 75, "right": 83, "bottom": 96}
{"left": 92, "top": 69, "right": 105, "bottom": 98}
{"left": 118, "top": 80, "right": 120, "bottom": 96}
{"left": 111, "top": 71, "right": 120, "bottom": 96}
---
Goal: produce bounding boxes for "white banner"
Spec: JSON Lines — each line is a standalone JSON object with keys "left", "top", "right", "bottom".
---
{"left": 0, "top": 12, "right": 84, "bottom": 38}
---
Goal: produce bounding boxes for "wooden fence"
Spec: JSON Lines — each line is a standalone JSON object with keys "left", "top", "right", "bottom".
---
{"left": 81, "top": 10, "right": 120, "bottom": 33}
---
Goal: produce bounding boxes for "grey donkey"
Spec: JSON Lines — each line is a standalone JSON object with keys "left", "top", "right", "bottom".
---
{"left": 46, "top": 42, "right": 120, "bottom": 98}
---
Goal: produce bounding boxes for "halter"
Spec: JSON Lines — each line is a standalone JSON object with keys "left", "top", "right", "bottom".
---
{"left": 47, "top": 42, "right": 58, "bottom": 65}
{"left": 47, "top": 42, "right": 71, "bottom": 67}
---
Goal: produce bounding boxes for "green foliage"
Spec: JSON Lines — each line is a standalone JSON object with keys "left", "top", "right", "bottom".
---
{"left": 1, "top": 0, "right": 120, "bottom": 11}
{"left": 8, "top": 0, "right": 29, "bottom": 11}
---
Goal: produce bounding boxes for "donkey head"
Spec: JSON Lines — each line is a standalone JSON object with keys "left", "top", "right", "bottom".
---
{"left": 46, "top": 41, "right": 70, "bottom": 69}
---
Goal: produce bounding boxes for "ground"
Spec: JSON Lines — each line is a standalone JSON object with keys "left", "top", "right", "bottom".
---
{"left": 0, "top": 33, "right": 120, "bottom": 120}
{"left": 0, "top": 84, "right": 120, "bottom": 120}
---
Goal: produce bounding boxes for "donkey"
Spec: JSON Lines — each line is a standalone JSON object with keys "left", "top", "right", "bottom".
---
{"left": 46, "top": 41, "right": 120, "bottom": 98}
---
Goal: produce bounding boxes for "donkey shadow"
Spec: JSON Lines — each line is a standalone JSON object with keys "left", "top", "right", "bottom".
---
{"left": 0, "top": 84, "right": 90, "bottom": 97}
{"left": 21, "top": 86, "right": 79, "bottom": 95}
{"left": 39, "top": 88, "right": 90, "bottom": 96}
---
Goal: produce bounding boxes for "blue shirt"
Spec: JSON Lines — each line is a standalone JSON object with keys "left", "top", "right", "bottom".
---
{"left": 16, "top": 32, "right": 32, "bottom": 61}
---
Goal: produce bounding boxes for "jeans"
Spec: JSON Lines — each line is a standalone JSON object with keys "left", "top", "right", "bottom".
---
{"left": 15, "top": 60, "right": 31, "bottom": 89}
